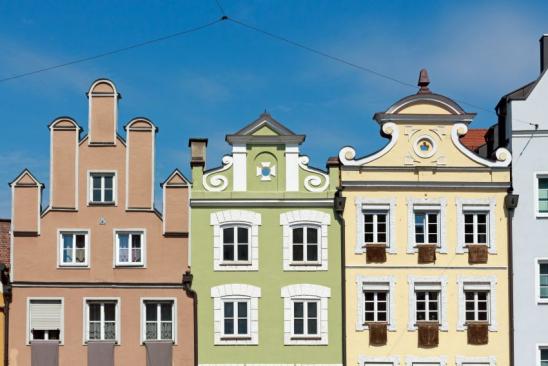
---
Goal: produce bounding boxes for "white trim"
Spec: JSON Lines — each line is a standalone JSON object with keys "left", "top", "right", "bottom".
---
{"left": 451, "top": 123, "right": 511, "bottom": 167}
{"left": 413, "top": 134, "right": 437, "bottom": 158}
{"left": 534, "top": 172, "right": 548, "bottom": 217}
{"left": 339, "top": 122, "right": 399, "bottom": 166}
{"left": 87, "top": 170, "right": 117, "bottom": 206}
{"left": 280, "top": 210, "right": 330, "bottom": 271}
{"left": 455, "top": 356, "right": 496, "bottom": 366}
{"left": 407, "top": 275, "right": 448, "bottom": 331}
{"left": 536, "top": 258, "right": 548, "bottom": 304}
{"left": 537, "top": 343, "right": 548, "bottom": 366}
{"left": 113, "top": 229, "right": 146, "bottom": 267}
{"left": 232, "top": 144, "right": 247, "bottom": 192}
{"left": 285, "top": 144, "right": 300, "bottom": 192}
{"left": 211, "top": 210, "right": 261, "bottom": 271}
{"left": 358, "top": 356, "right": 400, "bottom": 366}
{"left": 355, "top": 198, "right": 396, "bottom": 254}
{"left": 456, "top": 275, "right": 497, "bottom": 331}
{"left": 203, "top": 156, "right": 233, "bottom": 192}
{"left": 298, "top": 156, "right": 330, "bottom": 192}
{"left": 407, "top": 198, "right": 447, "bottom": 254}
{"left": 140, "top": 297, "right": 177, "bottom": 345}
{"left": 405, "top": 356, "right": 447, "bottom": 366}
{"left": 57, "top": 229, "right": 90, "bottom": 268}
{"left": 355, "top": 275, "right": 396, "bottom": 331}
{"left": 82, "top": 297, "right": 121, "bottom": 345}
{"left": 456, "top": 198, "right": 496, "bottom": 254}
{"left": 27, "top": 297, "right": 64, "bottom": 345}
{"left": 280, "top": 284, "right": 330, "bottom": 345}
{"left": 210, "top": 284, "right": 261, "bottom": 345}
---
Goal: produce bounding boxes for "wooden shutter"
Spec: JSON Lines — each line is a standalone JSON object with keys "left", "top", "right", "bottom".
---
{"left": 30, "top": 300, "right": 62, "bottom": 330}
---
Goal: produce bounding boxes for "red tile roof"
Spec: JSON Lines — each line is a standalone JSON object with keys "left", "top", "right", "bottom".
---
{"left": 460, "top": 128, "right": 488, "bottom": 152}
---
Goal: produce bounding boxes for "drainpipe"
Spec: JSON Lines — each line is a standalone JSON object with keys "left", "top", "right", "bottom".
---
{"left": 0, "top": 264, "right": 11, "bottom": 366}
{"left": 334, "top": 190, "right": 346, "bottom": 366}
{"left": 505, "top": 190, "right": 518, "bottom": 366}
{"left": 182, "top": 270, "right": 198, "bottom": 366}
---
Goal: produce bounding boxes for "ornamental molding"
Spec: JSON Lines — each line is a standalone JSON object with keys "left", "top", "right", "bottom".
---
{"left": 339, "top": 122, "right": 399, "bottom": 166}
{"left": 406, "top": 197, "right": 448, "bottom": 254}
{"left": 455, "top": 198, "right": 497, "bottom": 254}
{"left": 355, "top": 275, "right": 396, "bottom": 332}
{"left": 354, "top": 197, "right": 397, "bottom": 254}
{"left": 298, "top": 156, "right": 329, "bottom": 192}
{"left": 456, "top": 275, "right": 498, "bottom": 332}
{"left": 407, "top": 275, "right": 449, "bottom": 331}
{"left": 451, "top": 123, "right": 511, "bottom": 167}
{"left": 203, "top": 155, "right": 233, "bottom": 192}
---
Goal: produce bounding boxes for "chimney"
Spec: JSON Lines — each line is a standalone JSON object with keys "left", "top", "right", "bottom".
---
{"left": 125, "top": 118, "right": 157, "bottom": 210}
{"left": 49, "top": 118, "right": 80, "bottom": 210}
{"left": 189, "top": 138, "right": 208, "bottom": 167}
{"left": 87, "top": 79, "right": 120, "bottom": 145}
{"left": 541, "top": 34, "right": 548, "bottom": 74}
{"left": 10, "top": 170, "right": 43, "bottom": 236}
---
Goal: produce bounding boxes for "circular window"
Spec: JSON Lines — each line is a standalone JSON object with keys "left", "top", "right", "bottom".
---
{"left": 413, "top": 135, "right": 436, "bottom": 158}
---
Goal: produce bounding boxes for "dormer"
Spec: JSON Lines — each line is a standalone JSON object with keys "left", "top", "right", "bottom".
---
{"left": 87, "top": 79, "right": 120, "bottom": 146}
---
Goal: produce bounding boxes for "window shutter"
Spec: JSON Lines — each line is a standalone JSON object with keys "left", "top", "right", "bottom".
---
{"left": 30, "top": 300, "right": 62, "bottom": 330}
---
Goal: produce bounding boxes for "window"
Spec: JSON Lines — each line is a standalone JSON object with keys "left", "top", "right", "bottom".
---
{"left": 359, "top": 356, "right": 400, "bottom": 366}
{"left": 222, "top": 225, "right": 250, "bottom": 264}
{"left": 363, "top": 211, "right": 388, "bottom": 245}
{"left": 28, "top": 299, "right": 63, "bottom": 343}
{"left": 291, "top": 226, "right": 319, "bottom": 263}
{"left": 115, "top": 231, "right": 144, "bottom": 266}
{"left": 223, "top": 300, "right": 249, "bottom": 337}
{"left": 416, "top": 290, "right": 439, "bottom": 322}
{"left": 59, "top": 231, "right": 88, "bottom": 266}
{"left": 86, "top": 300, "right": 118, "bottom": 342}
{"left": 292, "top": 300, "right": 319, "bottom": 337}
{"left": 540, "top": 347, "right": 548, "bottom": 366}
{"left": 464, "top": 212, "right": 488, "bottom": 245}
{"left": 364, "top": 291, "right": 388, "bottom": 323}
{"left": 408, "top": 277, "right": 448, "bottom": 331}
{"left": 89, "top": 173, "right": 115, "bottom": 203}
{"left": 211, "top": 210, "right": 261, "bottom": 271}
{"left": 211, "top": 284, "right": 260, "bottom": 345}
{"left": 281, "top": 284, "right": 330, "bottom": 345}
{"left": 465, "top": 291, "right": 489, "bottom": 322}
{"left": 538, "top": 177, "right": 548, "bottom": 214}
{"left": 538, "top": 261, "right": 548, "bottom": 302}
{"left": 414, "top": 212, "right": 439, "bottom": 245}
{"left": 143, "top": 301, "right": 174, "bottom": 342}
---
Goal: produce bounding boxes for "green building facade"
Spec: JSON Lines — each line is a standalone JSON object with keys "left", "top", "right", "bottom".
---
{"left": 189, "top": 113, "right": 343, "bottom": 366}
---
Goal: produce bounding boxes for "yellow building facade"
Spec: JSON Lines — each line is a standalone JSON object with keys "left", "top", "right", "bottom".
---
{"left": 339, "top": 72, "right": 512, "bottom": 366}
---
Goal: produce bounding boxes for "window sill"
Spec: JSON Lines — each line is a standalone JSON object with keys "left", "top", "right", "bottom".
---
{"left": 537, "top": 298, "right": 548, "bottom": 304}
{"left": 289, "top": 262, "right": 321, "bottom": 267}
{"left": 58, "top": 265, "right": 90, "bottom": 269}
{"left": 85, "top": 340, "right": 119, "bottom": 345}
{"left": 219, "top": 262, "right": 252, "bottom": 266}
{"left": 290, "top": 336, "right": 322, "bottom": 341}
{"left": 220, "top": 336, "right": 252, "bottom": 341}
{"left": 142, "top": 340, "right": 175, "bottom": 345}
{"left": 88, "top": 202, "right": 116, "bottom": 206}
{"left": 115, "top": 264, "right": 145, "bottom": 268}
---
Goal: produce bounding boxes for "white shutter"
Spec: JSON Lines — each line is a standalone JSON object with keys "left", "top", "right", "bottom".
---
{"left": 30, "top": 300, "right": 62, "bottom": 330}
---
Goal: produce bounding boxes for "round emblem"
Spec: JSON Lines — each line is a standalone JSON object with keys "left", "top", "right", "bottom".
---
{"left": 413, "top": 135, "right": 436, "bottom": 158}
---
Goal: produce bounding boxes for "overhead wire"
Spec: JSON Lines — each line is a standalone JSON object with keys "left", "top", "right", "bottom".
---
{"left": 0, "top": 17, "right": 225, "bottom": 83}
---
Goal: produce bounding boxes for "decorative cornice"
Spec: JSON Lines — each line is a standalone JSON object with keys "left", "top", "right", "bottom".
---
{"left": 298, "top": 156, "right": 329, "bottom": 192}
{"left": 339, "top": 122, "right": 398, "bottom": 167}
{"left": 451, "top": 123, "right": 511, "bottom": 167}
{"left": 202, "top": 155, "right": 233, "bottom": 192}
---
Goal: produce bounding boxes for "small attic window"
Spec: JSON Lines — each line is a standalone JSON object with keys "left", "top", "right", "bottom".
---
{"left": 413, "top": 136, "right": 436, "bottom": 158}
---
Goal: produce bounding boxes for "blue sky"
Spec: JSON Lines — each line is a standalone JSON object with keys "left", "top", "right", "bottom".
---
{"left": 1, "top": 0, "right": 547, "bottom": 217}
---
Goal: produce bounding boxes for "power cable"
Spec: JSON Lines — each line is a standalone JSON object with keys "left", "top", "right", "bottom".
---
{"left": 214, "top": 0, "right": 226, "bottom": 16}
{"left": 0, "top": 17, "right": 225, "bottom": 83}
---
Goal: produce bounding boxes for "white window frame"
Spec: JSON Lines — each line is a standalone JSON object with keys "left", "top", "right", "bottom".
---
{"left": 455, "top": 356, "right": 496, "bottom": 366}
{"left": 281, "top": 284, "right": 330, "bottom": 345}
{"left": 289, "top": 224, "right": 321, "bottom": 265}
{"left": 537, "top": 344, "right": 548, "bottom": 366}
{"left": 140, "top": 297, "right": 177, "bottom": 344}
{"left": 535, "top": 172, "right": 548, "bottom": 217}
{"left": 114, "top": 229, "right": 146, "bottom": 267}
{"left": 456, "top": 198, "right": 496, "bottom": 254}
{"left": 405, "top": 356, "right": 447, "bottom": 366}
{"left": 291, "top": 298, "right": 320, "bottom": 338}
{"left": 211, "top": 284, "right": 260, "bottom": 345}
{"left": 83, "top": 297, "right": 120, "bottom": 344}
{"left": 536, "top": 258, "right": 548, "bottom": 304}
{"left": 221, "top": 298, "right": 251, "bottom": 338}
{"left": 358, "top": 356, "right": 400, "bottom": 366}
{"left": 220, "top": 224, "right": 252, "bottom": 265}
{"left": 26, "top": 297, "right": 64, "bottom": 345}
{"left": 407, "top": 198, "right": 447, "bottom": 253}
{"left": 407, "top": 275, "right": 448, "bottom": 331}
{"left": 356, "top": 275, "right": 396, "bottom": 331}
{"left": 355, "top": 198, "right": 396, "bottom": 254}
{"left": 88, "top": 171, "right": 117, "bottom": 205}
{"left": 280, "top": 210, "right": 330, "bottom": 271}
{"left": 457, "top": 276, "right": 497, "bottom": 331}
{"left": 211, "top": 210, "right": 261, "bottom": 271}
{"left": 58, "top": 229, "right": 90, "bottom": 267}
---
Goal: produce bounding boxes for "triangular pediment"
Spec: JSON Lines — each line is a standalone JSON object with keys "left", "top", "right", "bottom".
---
{"left": 10, "top": 169, "right": 43, "bottom": 187}
{"left": 161, "top": 169, "right": 191, "bottom": 187}
{"left": 226, "top": 112, "right": 305, "bottom": 145}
